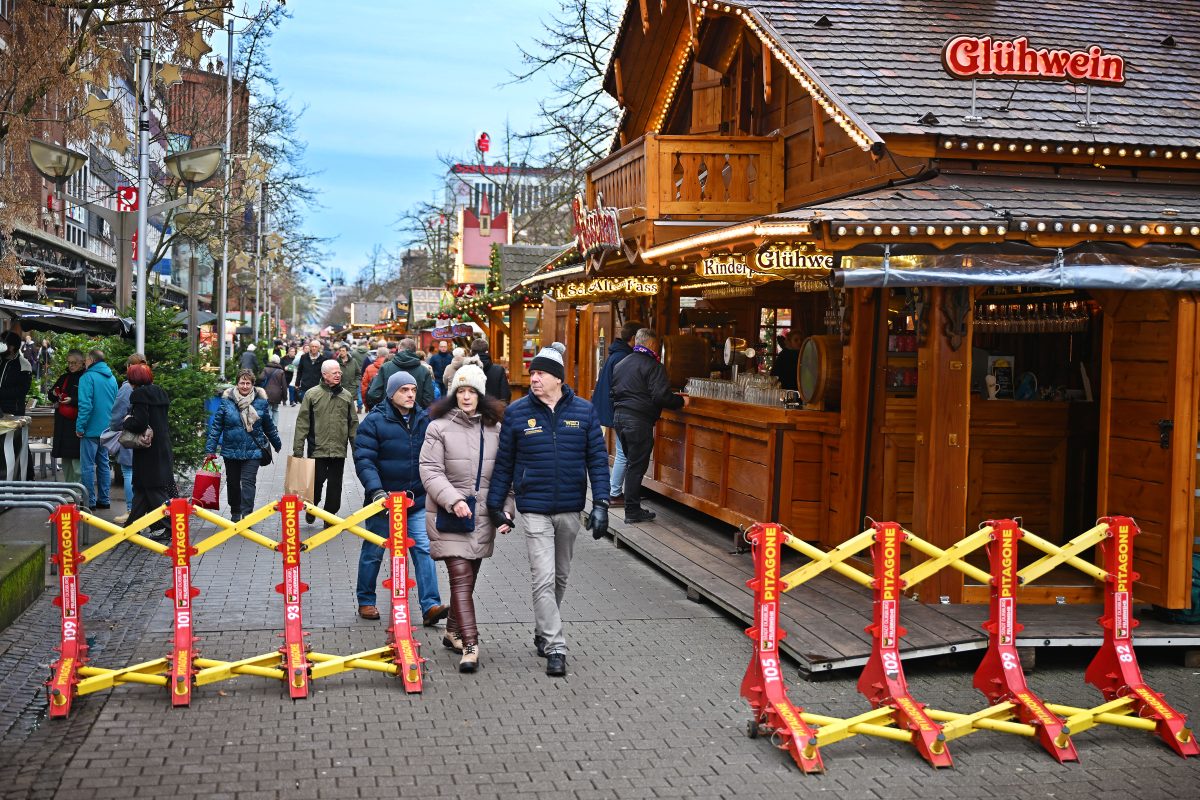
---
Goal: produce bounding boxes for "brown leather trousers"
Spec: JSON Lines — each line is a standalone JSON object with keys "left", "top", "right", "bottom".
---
{"left": 445, "top": 557, "right": 482, "bottom": 645}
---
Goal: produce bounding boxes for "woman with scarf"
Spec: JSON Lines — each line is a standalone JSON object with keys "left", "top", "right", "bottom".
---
{"left": 204, "top": 369, "right": 282, "bottom": 521}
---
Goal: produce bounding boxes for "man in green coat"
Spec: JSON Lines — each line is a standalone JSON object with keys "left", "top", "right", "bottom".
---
{"left": 294, "top": 359, "right": 359, "bottom": 525}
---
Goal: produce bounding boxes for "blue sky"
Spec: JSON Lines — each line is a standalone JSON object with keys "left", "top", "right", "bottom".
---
{"left": 269, "top": 1, "right": 563, "bottom": 287}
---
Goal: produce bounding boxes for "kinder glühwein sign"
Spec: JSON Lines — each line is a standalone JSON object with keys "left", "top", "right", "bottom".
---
{"left": 571, "top": 193, "right": 622, "bottom": 256}
{"left": 696, "top": 245, "right": 834, "bottom": 283}
{"left": 942, "top": 36, "right": 1126, "bottom": 87}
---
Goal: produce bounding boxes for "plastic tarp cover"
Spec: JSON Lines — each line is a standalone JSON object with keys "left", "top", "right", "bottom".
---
{"left": 835, "top": 249, "right": 1200, "bottom": 290}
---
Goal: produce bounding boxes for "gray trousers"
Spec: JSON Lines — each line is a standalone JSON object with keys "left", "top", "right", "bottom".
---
{"left": 523, "top": 511, "right": 580, "bottom": 655}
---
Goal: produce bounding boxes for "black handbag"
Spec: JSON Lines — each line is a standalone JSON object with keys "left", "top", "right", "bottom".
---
{"left": 435, "top": 425, "right": 484, "bottom": 534}
{"left": 260, "top": 445, "right": 273, "bottom": 467}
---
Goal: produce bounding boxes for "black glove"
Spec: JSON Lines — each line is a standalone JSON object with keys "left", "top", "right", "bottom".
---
{"left": 586, "top": 501, "right": 609, "bottom": 540}
{"left": 370, "top": 490, "right": 388, "bottom": 504}
{"left": 488, "top": 507, "right": 515, "bottom": 530}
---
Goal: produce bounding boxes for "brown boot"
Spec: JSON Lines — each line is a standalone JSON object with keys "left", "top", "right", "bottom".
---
{"left": 458, "top": 642, "right": 479, "bottom": 673}
{"left": 358, "top": 605, "right": 380, "bottom": 620}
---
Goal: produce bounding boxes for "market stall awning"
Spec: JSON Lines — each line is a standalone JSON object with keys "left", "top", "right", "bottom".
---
{"left": 641, "top": 173, "right": 1200, "bottom": 288}
{"left": 1, "top": 299, "right": 131, "bottom": 335}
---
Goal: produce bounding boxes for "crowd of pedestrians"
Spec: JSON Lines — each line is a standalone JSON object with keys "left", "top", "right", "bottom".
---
{"left": 23, "top": 324, "right": 684, "bottom": 679}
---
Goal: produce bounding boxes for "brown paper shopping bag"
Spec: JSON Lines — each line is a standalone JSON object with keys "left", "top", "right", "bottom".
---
{"left": 284, "top": 455, "right": 316, "bottom": 502}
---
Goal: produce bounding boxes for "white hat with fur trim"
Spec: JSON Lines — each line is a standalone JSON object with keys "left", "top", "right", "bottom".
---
{"left": 448, "top": 356, "right": 487, "bottom": 397}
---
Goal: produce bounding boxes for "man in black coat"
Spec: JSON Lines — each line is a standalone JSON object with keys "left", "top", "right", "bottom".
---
{"left": 609, "top": 328, "right": 688, "bottom": 523}
{"left": 591, "top": 321, "right": 640, "bottom": 507}
{"left": 294, "top": 340, "right": 325, "bottom": 399}
{"left": 428, "top": 339, "right": 454, "bottom": 397}
{"left": 468, "top": 338, "right": 510, "bottom": 402}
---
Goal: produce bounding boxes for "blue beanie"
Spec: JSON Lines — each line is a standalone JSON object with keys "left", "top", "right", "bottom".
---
{"left": 386, "top": 370, "right": 417, "bottom": 398}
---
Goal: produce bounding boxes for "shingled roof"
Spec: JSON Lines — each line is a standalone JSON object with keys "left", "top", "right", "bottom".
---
{"left": 496, "top": 244, "right": 565, "bottom": 290}
{"left": 767, "top": 173, "right": 1200, "bottom": 228}
{"left": 742, "top": 0, "right": 1200, "bottom": 147}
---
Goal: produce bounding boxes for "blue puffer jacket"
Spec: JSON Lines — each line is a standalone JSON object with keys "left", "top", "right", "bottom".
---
{"left": 353, "top": 401, "right": 429, "bottom": 509}
{"left": 204, "top": 387, "right": 282, "bottom": 460}
{"left": 591, "top": 338, "right": 632, "bottom": 427}
{"left": 487, "top": 386, "right": 610, "bottom": 515}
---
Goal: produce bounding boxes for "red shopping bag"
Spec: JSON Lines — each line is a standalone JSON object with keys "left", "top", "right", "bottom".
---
{"left": 191, "top": 457, "right": 222, "bottom": 509}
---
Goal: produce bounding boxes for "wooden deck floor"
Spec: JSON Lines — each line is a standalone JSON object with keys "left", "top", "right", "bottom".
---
{"left": 608, "top": 492, "right": 1200, "bottom": 675}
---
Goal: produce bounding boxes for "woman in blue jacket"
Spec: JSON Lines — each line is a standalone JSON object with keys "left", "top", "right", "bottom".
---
{"left": 205, "top": 369, "right": 282, "bottom": 521}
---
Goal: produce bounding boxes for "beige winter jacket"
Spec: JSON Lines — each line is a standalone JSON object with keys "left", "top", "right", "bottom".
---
{"left": 419, "top": 408, "right": 514, "bottom": 560}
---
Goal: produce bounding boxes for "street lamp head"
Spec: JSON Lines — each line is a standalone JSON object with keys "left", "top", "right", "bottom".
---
{"left": 28, "top": 140, "right": 88, "bottom": 186}
{"left": 164, "top": 146, "right": 223, "bottom": 197}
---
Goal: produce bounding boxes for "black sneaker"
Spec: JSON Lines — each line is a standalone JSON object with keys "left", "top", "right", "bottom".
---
{"left": 545, "top": 653, "right": 567, "bottom": 677}
{"left": 624, "top": 507, "right": 656, "bottom": 524}
{"left": 534, "top": 635, "right": 548, "bottom": 658}
{"left": 95, "top": 503, "right": 111, "bottom": 510}
{"left": 305, "top": 511, "right": 316, "bottom": 525}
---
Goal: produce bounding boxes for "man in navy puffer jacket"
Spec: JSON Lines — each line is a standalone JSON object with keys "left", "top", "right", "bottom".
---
{"left": 487, "top": 342, "right": 610, "bottom": 677}
{"left": 353, "top": 371, "right": 447, "bottom": 625}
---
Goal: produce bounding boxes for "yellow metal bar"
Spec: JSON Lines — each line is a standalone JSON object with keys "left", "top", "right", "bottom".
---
{"left": 80, "top": 506, "right": 169, "bottom": 559}
{"left": 802, "top": 709, "right": 915, "bottom": 744}
{"left": 303, "top": 501, "right": 388, "bottom": 550}
{"left": 192, "top": 505, "right": 279, "bottom": 551}
{"left": 1045, "top": 700, "right": 1157, "bottom": 732}
{"left": 925, "top": 704, "right": 1034, "bottom": 740}
{"left": 193, "top": 501, "right": 279, "bottom": 554}
{"left": 902, "top": 528, "right": 994, "bottom": 588}
{"left": 1047, "top": 697, "right": 1137, "bottom": 734}
{"left": 308, "top": 648, "right": 400, "bottom": 678}
{"left": 780, "top": 528, "right": 876, "bottom": 590}
{"left": 76, "top": 659, "right": 171, "bottom": 693}
{"left": 193, "top": 652, "right": 285, "bottom": 685}
{"left": 1019, "top": 525, "right": 1109, "bottom": 583}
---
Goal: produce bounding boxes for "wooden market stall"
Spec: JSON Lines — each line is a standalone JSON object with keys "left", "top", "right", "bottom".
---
{"left": 551, "top": 0, "right": 1200, "bottom": 612}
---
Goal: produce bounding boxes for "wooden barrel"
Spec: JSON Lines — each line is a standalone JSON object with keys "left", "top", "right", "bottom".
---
{"left": 661, "top": 334, "right": 711, "bottom": 389}
{"left": 798, "top": 335, "right": 843, "bottom": 410}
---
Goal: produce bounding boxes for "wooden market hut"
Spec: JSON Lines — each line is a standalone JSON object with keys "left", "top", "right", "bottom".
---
{"left": 535, "top": 0, "right": 1200, "bottom": 611}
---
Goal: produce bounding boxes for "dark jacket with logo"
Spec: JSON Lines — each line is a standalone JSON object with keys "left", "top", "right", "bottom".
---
{"left": 610, "top": 349, "right": 684, "bottom": 424}
{"left": 591, "top": 339, "right": 632, "bottom": 427}
{"left": 353, "top": 401, "right": 429, "bottom": 509}
{"left": 487, "top": 386, "right": 609, "bottom": 515}
{"left": 366, "top": 350, "right": 434, "bottom": 408}
{"left": 428, "top": 350, "right": 454, "bottom": 390}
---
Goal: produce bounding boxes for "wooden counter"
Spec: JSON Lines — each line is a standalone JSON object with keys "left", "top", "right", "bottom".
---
{"left": 645, "top": 396, "right": 840, "bottom": 537}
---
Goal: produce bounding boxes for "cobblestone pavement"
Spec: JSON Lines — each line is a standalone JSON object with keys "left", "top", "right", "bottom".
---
{"left": 1, "top": 403, "right": 1198, "bottom": 798}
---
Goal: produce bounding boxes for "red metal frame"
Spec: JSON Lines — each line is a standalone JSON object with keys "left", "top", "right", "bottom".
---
{"left": 1085, "top": 516, "right": 1199, "bottom": 757}
{"left": 857, "top": 521, "right": 952, "bottom": 767}
{"left": 740, "top": 523, "right": 823, "bottom": 772}
{"left": 973, "top": 519, "right": 1077, "bottom": 761}
{"left": 382, "top": 493, "right": 423, "bottom": 693}
{"left": 277, "top": 496, "right": 310, "bottom": 699}
{"left": 47, "top": 505, "right": 88, "bottom": 718}
{"left": 166, "top": 499, "right": 199, "bottom": 707}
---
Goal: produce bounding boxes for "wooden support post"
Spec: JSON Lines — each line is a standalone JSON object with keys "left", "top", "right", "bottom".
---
{"left": 833, "top": 289, "right": 878, "bottom": 547}
{"left": 509, "top": 301, "right": 525, "bottom": 391}
{"left": 910, "top": 286, "right": 973, "bottom": 604}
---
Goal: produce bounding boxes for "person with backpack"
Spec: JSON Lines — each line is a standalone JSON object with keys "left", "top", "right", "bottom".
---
{"left": 260, "top": 354, "right": 290, "bottom": 418}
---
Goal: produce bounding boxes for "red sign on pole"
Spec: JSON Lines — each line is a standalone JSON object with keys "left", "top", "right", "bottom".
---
{"left": 476, "top": 131, "right": 490, "bottom": 154}
{"left": 116, "top": 185, "right": 139, "bottom": 212}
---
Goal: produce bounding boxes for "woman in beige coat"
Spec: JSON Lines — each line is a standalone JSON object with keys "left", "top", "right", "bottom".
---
{"left": 419, "top": 362, "right": 513, "bottom": 672}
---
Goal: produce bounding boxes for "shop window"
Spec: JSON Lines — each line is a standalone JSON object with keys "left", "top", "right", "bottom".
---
{"left": 758, "top": 306, "right": 792, "bottom": 372}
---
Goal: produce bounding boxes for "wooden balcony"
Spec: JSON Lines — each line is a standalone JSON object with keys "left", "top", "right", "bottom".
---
{"left": 587, "top": 134, "right": 782, "bottom": 226}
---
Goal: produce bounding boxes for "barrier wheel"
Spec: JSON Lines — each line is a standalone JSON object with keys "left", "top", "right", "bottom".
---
{"left": 746, "top": 718, "right": 759, "bottom": 739}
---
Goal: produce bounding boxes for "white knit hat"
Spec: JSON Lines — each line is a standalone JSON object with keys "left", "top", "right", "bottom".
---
{"left": 448, "top": 357, "right": 487, "bottom": 397}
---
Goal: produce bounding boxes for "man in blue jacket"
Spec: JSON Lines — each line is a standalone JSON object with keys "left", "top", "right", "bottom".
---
{"left": 353, "top": 370, "right": 447, "bottom": 626}
{"left": 76, "top": 349, "right": 118, "bottom": 510}
{"left": 487, "top": 342, "right": 610, "bottom": 677}
{"left": 590, "top": 321, "right": 641, "bottom": 508}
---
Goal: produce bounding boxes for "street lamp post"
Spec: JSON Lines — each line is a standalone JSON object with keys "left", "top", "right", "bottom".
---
{"left": 28, "top": 139, "right": 222, "bottom": 351}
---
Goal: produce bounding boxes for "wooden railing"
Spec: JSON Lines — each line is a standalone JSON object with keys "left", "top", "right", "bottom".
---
{"left": 587, "top": 133, "right": 781, "bottom": 222}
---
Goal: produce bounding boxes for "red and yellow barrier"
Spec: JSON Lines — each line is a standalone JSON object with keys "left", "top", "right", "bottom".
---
{"left": 741, "top": 515, "right": 1198, "bottom": 772}
{"left": 46, "top": 493, "right": 424, "bottom": 718}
